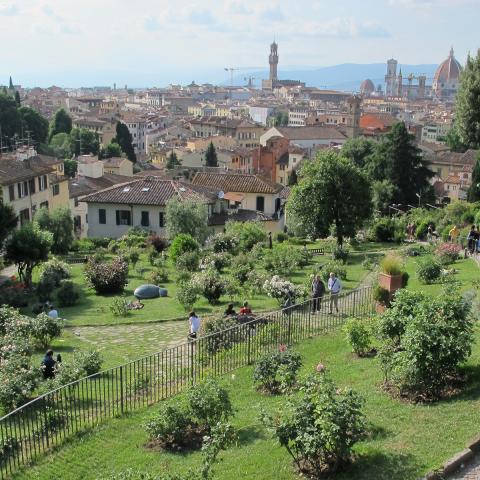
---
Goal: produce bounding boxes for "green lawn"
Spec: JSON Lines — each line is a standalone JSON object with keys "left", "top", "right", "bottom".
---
{"left": 16, "top": 320, "right": 480, "bottom": 480}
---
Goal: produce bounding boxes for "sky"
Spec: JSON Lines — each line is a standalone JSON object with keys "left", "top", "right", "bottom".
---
{"left": 0, "top": 0, "right": 478, "bottom": 87}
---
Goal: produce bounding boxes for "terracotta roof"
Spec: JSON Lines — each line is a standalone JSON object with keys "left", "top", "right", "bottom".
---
{"left": 279, "top": 186, "right": 291, "bottom": 200}
{"left": 360, "top": 79, "right": 375, "bottom": 95}
{"left": 69, "top": 173, "right": 133, "bottom": 199}
{"left": 359, "top": 113, "right": 397, "bottom": 130}
{"left": 0, "top": 156, "right": 54, "bottom": 185}
{"left": 82, "top": 177, "right": 218, "bottom": 205}
{"left": 192, "top": 172, "right": 283, "bottom": 194}
{"left": 445, "top": 174, "right": 461, "bottom": 185}
{"left": 434, "top": 48, "right": 462, "bottom": 84}
{"left": 103, "top": 157, "right": 129, "bottom": 167}
{"left": 276, "top": 126, "right": 347, "bottom": 141}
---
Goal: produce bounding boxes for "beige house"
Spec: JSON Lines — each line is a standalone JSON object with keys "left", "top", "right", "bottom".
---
{"left": 103, "top": 157, "right": 134, "bottom": 176}
{"left": 0, "top": 152, "right": 69, "bottom": 225}
{"left": 186, "top": 136, "right": 236, "bottom": 152}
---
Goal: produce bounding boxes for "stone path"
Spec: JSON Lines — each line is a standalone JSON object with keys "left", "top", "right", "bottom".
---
{"left": 450, "top": 457, "right": 480, "bottom": 480}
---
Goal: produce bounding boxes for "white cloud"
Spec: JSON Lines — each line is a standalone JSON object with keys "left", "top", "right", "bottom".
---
{"left": 0, "top": 3, "right": 19, "bottom": 15}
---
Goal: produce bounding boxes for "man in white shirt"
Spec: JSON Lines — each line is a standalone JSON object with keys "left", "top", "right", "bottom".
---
{"left": 188, "top": 311, "right": 201, "bottom": 339}
{"left": 327, "top": 272, "right": 342, "bottom": 314}
{"left": 48, "top": 305, "right": 59, "bottom": 319}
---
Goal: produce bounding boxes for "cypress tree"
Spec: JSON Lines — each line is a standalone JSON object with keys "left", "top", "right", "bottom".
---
{"left": 205, "top": 141, "right": 218, "bottom": 167}
{"left": 468, "top": 154, "right": 480, "bottom": 202}
{"left": 114, "top": 122, "right": 136, "bottom": 162}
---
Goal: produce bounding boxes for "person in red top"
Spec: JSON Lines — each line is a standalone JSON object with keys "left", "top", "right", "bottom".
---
{"left": 239, "top": 301, "right": 252, "bottom": 315}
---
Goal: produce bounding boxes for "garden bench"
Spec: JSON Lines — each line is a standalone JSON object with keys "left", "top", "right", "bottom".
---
{"left": 65, "top": 256, "right": 88, "bottom": 264}
{"left": 308, "top": 248, "right": 325, "bottom": 255}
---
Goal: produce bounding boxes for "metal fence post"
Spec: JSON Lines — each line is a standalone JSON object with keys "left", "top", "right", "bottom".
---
{"left": 247, "top": 328, "right": 252, "bottom": 365}
{"left": 119, "top": 366, "right": 124, "bottom": 414}
{"left": 190, "top": 340, "right": 195, "bottom": 383}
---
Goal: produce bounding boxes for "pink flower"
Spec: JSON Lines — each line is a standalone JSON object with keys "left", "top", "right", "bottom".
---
{"left": 316, "top": 363, "right": 326, "bottom": 373}
{"left": 279, "top": 344, "right": 287, "bottom": 352}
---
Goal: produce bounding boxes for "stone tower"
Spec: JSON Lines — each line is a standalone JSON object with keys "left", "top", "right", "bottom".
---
{"left": 345, "top": 95, "right": 362, "bottom": 139}
{"left": 269, "top": 41, "right": 278, "bottom": 83}
{"left": 385, "top": 59, "right": 398, "bottom": 96}
{"left": 397, "top": 69, "right": 403, "bottom": 97}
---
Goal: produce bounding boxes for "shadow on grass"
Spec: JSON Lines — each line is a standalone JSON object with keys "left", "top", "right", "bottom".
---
{"left": 237, "top": 424, "right": 265, "bottom": 446}
{"left": 441, "top": 364, "right": 480, "bottom": 403}
{"left": 337, "top": 450, "right": 421, "bottom": 480}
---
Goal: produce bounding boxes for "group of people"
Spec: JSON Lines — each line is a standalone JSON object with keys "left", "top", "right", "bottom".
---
{"left": 467, "top": 225, "right": 480, "bottom": 255}
{"left": 311, "top": 272, "right": 342, "bottom": 315}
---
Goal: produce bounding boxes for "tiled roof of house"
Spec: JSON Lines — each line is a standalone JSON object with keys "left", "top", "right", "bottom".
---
{"left": 192, "top": 172, "right": 283, "bottom": 194}
{"left": 445, "top": 174, "right": 461, "bottom": 184}
{"left": 276, "top": 126, "right": 347, "bottom": 141}
{"left": 0, "top": 156, "right": 55, "bottom": 185}
{"left": 103, "top": 157, "right": 129, "bottom": 167}
{"left": 81, "top": 177, "right": 218, "bottom": 205}
{"left": 69, "top": 173, "right": 133, "bottom": 199}
{"left": 359, "top": 113, "right": 397, "bottom": 130}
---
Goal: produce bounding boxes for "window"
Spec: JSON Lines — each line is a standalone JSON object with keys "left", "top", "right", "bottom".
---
{"left": 38, "top": 175, "right": 47, "bottom": 191}
{"left": 40, "top": 201, "right": 49, "bottom": 209}
{"left": 256, "top": 196, "right": 265, "bottom": 212}
{"left": 19, "top": 208, "right": 30, "bottom": 226}
{"left": 17, "top": 181, "right": 28, "bottom": 198}
{"left": 159, "top": 212, "right": 165, "bottom": 228}
{"left": 52, "top": 184, "right": 60, "bottom": 196}
{"left": 29, "top": 179, "right": 36, "bottom": 194}
{"left": 8, "top": 185, "right": 15, "bottom": 201}
{"left": 116, "top": 210, "right": 131, "bottom": 226}
{"left": 141, "top": 211, "right": 150, "bottom": 227}
{"left": 99, "top": 209, "right": 106, "bottom": 224}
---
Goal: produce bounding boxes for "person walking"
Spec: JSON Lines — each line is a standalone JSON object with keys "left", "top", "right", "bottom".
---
{"left": 41, "top": 350, "right": 57, "bottom": 379}
{"left": 188, "top": 311, "right": 201, "bottom": 340}
{"left": 449, "top": 225, "right": 459, "bottom": 243}
{"left": 311, "top": 274, "right": 325, "bottom": 314}
{"left": 327, "top": 272, "right": 342, "bottom": 314}
{"left": 467, "top": 225, "right": 476, "bottom": 255}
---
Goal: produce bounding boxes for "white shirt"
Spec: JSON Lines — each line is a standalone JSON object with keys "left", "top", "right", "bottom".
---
{"left": 189, "top": 315, "right": 201, "bottom": 333}
{"left": 48, "top": 309, "right": 59, "bottom": 319}
{"left": 328, "top": 277, "right": 342, "bottom": 294}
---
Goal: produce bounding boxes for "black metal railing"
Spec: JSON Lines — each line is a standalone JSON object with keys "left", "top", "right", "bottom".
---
{"left": 0, "top": 286, "right": 374, "bottom": 479}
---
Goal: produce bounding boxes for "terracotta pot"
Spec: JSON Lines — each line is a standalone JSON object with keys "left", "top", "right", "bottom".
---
{"left": 376, "top": 302, "right": 387, "bottom": 314}
{"left": 378, "top": 273, "right": 403, "bottom": 294}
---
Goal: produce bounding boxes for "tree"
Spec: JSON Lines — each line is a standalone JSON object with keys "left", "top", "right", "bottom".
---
{"left": 18, "top": 107, "right": 49, "bottom": 145}
{"left": 0, "top": 93, "right": 21, "bottom": 149}
{"left": 34, "top": 207, "right": 73, "bottom": 254}
{"left": 114, "top": 122, "right": 136, "bottom": 162}
{"left": 342, "top": 137, "right": 376, "bottom": 169}
{"left": 468, "top": 154, "right": 480, "bottom": 202}
{"left": 444, "top": 125, "right": 466, "bottom": 153}
{"left": 165, "top": 197, "right": 209, "bottom": 243}
{"left": 455, "top": 49, "right": 480, "bottom": 149}
{"left": 0, "top": 200, "right": 17, "bottom": 247}
{"left": 366, "top": 122, "right": 433, "bottom": 205}
{"left": 8, "top": 76, "right": 13, "bottom": 90}
{"left": 49, "top": 132, "right": 72, "bottom": 158}
{"left": 14, "top": 91, "right": 20, "bottom": 107}
{"left": 288, "top": 169, "right": 298, "bottom": 186}
{"left": 205, "top": 142, "right": 218, "bottom": 167}
{"left": 166, "top": 151, "right": 181, "bottom": 169}
{"left": 274, "top": 111, "right": 289, "bottom": 126}
{"left": 69, "top": 127, "right": 100, "bottom": 156}
{"left": 372, "top": 180, "right": 397, "bottom": 212}
{"left": 99, "top": 142, "right": 122, "bottom": 159}
{"left": 288, "top": 151, "right": 372, "bottom": 246}
{"left": 49, "top": 108, "right": 72, "bottom": 141}
{"left": 63, "top": 158, "right": 78, "bottom": 178}
{"left": 5, "top": 223, "right": 52, "bottom": 287}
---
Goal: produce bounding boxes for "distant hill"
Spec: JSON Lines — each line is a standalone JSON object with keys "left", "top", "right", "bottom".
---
{"left": 230, "top": 63, "right": 439, "bottom": 92}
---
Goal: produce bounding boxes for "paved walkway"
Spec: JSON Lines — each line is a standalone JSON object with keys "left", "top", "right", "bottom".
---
{"left": 450, "top": 457, "right": 480, "bottom": 480}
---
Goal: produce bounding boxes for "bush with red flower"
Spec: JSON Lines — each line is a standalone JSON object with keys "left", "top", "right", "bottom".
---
{"left": 435, "top": 242, "right": 462, "bottom": 265}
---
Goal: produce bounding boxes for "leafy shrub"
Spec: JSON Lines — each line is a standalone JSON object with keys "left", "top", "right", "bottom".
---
{"left": 320, "top": 261, "right": 347, "bottom": 282}
{"left": 176, "top": 280, "right": 199, "bottom": 311}
{"left": 36, "top": 275, "right": 56, "bottom": 302}
{"left": 147, "top": 246, "right": 160, "bottom": 266}
{"left": 148, "top": 268, "right": 169, "bottom": 285}
{"left": 274, "top": 232, "right": 288, "bottom": 243}
{"left": 73, "top": 350, "right": 103, "bottom": 376}
{"left": 119, "top": 228, "right": 148, "bottom": 248}
{"left": 435, "top": 242, "right": 462, "bottom": 265}
{"left": 0, "top": 278, "right": 27, "bottom": 308}
{"left": 40, "top": 257, "right": 71, "bottom": 287}
{"left": 108, "top": 240, "right": 120, "bottom": 253}
{"left": 169, "top": 234, "right": 199, "bottom": 264}
{"left": 263, "top": 244, "right": 302, "bottom": 275}
{"left": 416, "top": 220, "right": 435, "bottom": 240}
{"left": 416, "top": 256, "right": 442, "bottom": 284}
{"left": 90, "top": 237, "right": 112, "bottom": 249}
{"left": 146, "top": 234, "right": 168, "bottom": 253}
{"left": 401, "top": 271, "right": 409, "bottom": 288}
{"left": 379, "top": 254, "right": 403, "bottom": 275}
{"left": 70, "top": 238, "right": 95, "bottom": 252}
{"left": 53, "top": 349, "right": 103, "bottom": 385}
{"left": 378, "top": 288, "right": 474, "bottom": 401}
{"left": 199, "top": 252, "right": 231, "bottom": 273}
{"left": 263, "top": 275, "right": 298, "bottom": 305}
{"left": 370, "top": 217, "right": 395, "bottom": 242}
{"left": 262, "top": 371, "right": 366, "bottom": 477}
{"left": 145, "top": 379, "right": 233, "bottom": 450}
{"left": 191, "top": 269, "right": 226, "bottom": 305}
{"left": 56, "top": 280, "right": 79, "bottom": 307}
{"left": 176, "top": 251, "right": 200, "bottom": 272}
{"left": 205, "top": 232, "right": 238, "bottom": 254}
{"left": 253, "top": 348, "right": 302, "bottom": 393}
{"left": 126, "top": 248, "right": 141, "bottom": 267}
{"left": 373, "top": 284, "right": 390, "bottom": 306}
{"left": 109, "top": 297, "right": 131, "bottom": 317}
{"left": 0, "top": 357, "right": 39, "bottom": 411}
{"left": 343, "top": 318, "right": 373, "bottom": 356}
{"left": 405, "top": 244, "right": 431, "bottom": 257}
{"left": 30, "top": 313, "right": 64, "bottom": 348}
{"left": 225, "top": 221, "right": 266, "bottom": 252}
{"left": 332, "top": 246, "right": 349, "bottom": 263}
{"left": 84, "top": 256, "right": 129, "bottom": 294}
{"left": 230, "top": 253, "right": 254, "bottom": 284}
{"left": 203, "top": 316, "right": 242, "bottom": 355}
{"left": 0, "top": 435, "right": 20, "bottom": 466}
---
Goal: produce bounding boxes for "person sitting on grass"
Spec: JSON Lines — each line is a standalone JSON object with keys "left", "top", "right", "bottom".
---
{"left": 224, "top": 303, "right": 236, "bottom": 317}
{"left": 239, "top": 301, "right": 252, "bottom": 315}
{"left": 41, "top": 349, "right": 57, "bottom": 379}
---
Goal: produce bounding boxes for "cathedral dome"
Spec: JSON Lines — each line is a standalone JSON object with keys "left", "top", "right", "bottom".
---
{"left": 360, "top": 79, "right": 375, "bottom": 95}
{"left": 433, "top": 48, "right": 462, "bottom": 98}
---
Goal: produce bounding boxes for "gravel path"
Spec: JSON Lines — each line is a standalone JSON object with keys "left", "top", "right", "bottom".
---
{"left": 450, "top": 457, "right": 480, "bottom": 480}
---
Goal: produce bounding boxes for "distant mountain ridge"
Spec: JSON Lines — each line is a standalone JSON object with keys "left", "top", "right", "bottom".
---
{"left": 230, "top": 63, "right": 439, "bottom": 92}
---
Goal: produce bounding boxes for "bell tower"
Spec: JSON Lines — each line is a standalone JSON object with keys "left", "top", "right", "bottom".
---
{"left": 269, "top": 41, "right": 278, "bottom": 83}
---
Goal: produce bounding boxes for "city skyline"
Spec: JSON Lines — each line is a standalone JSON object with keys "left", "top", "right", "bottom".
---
{"left": 1, "top": 0, "right": 478, "bottom": 87}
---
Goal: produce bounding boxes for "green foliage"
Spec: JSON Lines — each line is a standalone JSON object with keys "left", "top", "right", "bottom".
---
{"left": 379, "top": 254, "right": 403, "bottom": 275}
{"left": 165, "top": 198, "right": 209, "bottom": 243}
{"left": 84, "top": 256, "right": 129, "bottom": 294}
{"left": 343, "top": 317, "right": 374, "bottom": 356}
{"left": 114, "top": 121, "right": 136, "bottom": 162}
{"left": 416, "top": 256, "right": 442, "bottom": 284}
{"left": 262, "top": 371, "right": 366, "bottom": 477}
{"left": 320, "top": 260, "right": 347, "bottom": 282}
{"left": 5, "top": 222, "right": 53, "bottom": 287}
{"left": 176, "top": 280, "right": 199, "bottom": 311}
{"left": 468, "top": 155, "right": 480, "bottom": 202}
{"left": 49, "top": 132, "right": 72, "bottom": 159}
{"left": 53, "top": 349, "right": 103, "bottom": 386}
{"left": 373, "top": 285, "right": 390, "bottom": 306}
{"left": 204, "top": 141, "right": 218, "bottom": 167}
{"left": 0, "top": 201, "right": 17, "bottom": 248}
{"left": 205, "top": 232, "right": 238, "bottom": 254}
{"left": 148, "top": 268, "right": 169, "bottom": 285}
{"left": 49, "top": 108, "right": 72, "bottom": 141}
{"left": 435, "top": 242, "right": 462, "bottom": 265}
{"left": 169, "top": 234, "right": 199, "bottom": 263}
{"left": 377, "top": 288, "right": 474, "bottom": 400}
{"left": 274, "top": 231, "right": 288, "bottom": 243}
{"left": 0, "top": 357, "right": 39, "bottom": 411}
{"left": 253, "top": 348, "right": 303, "bottom": 394}
{"left": 191, "top": 269, "right": 226, "bottom": 304}
{"left": 202, "top": 316, "right": 242, "bottom": 355}
{"left": 56, "top": 280, "right": 79, "bottom": 307}
{"left": 332, "top": 245, "right": 349, "bottom": 263}
{"left": 34, "top": 207, "right": 74, "bottom": 254}
{"left": 30, "top": 313, "right": 63, "bottom": 348}
{"left": 40, "top": 257, "right": 71, "bottom": 287}
{"left": 455, "top": 50, "right": 480, "bottom": 149}
{"left": 199, "top": 252, "right": 231, "bottom": 273}
{"left": 71, "top": 238, "right": 95, "bottom": 252}
{"left": 166, "top": 151, "right": 181, "bottom": 169}
{"left": 225, "top": 221, "right": 267, "bottom": 252}
{"left": 288, "top": 151, "right": 372, "bottom": 245}
{"left": 109, "top": 297, "right": 131, "bottom": 317}
{"left": 230, "top": 253, "right": 254, "bottom": 284}
{"left": 70, "top": 127, "right": 100, "bottom": 156}
{"left": 176, "top": 251, "right": 200, "bottom": 272}
{"left": 342, "top": 137, "right": 376, "bottom": 168}
{"left": 73, "top": 350, "right": 103, "bottom": 376}
{"left": 262, "top": 244, "right": 302, "bottom": 275}
{"left": 0, "top": 435, "right": 20, "bottom": 467}
{"left": 18, "top": 106, "right": 49, "bottom": 144}
{"left": 126, "top": 248, "right": 140, "bottom": 267}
